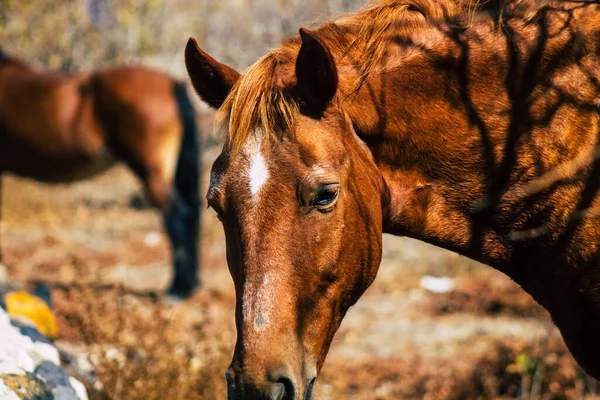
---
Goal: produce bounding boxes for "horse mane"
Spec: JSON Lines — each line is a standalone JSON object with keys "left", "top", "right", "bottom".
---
{"left": 217, "top": 0, "right": 552, "bottom": 155}
{"left": 216, "top": 47, "right": 300, "bottom": 155}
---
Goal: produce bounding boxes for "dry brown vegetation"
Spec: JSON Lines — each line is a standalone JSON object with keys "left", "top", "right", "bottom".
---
{"left": 44, "top": 265, "right": 600, "bottom": 400}
{"left": 320, "top": 339, "right": 599, "bottom": 400}
{"left": 52, "top": 282, "right": 229, "bottom": 400}
{"left": 424, "top": 271, "right": 548, "bottom": 318}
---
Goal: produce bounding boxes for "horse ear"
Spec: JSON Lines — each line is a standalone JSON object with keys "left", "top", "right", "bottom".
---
{"left": 185, "top": 37, "right": 240, "bottom": 109}
{"left": 295, "top": 28, "right": 338, "bottom": 115}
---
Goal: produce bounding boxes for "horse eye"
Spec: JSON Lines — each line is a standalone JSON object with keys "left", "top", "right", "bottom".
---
{"left": 313, "top": 184, "right": 340, "bottom": 209}
{"left": 206, "top": 193, "right": 225, "bottom": 218}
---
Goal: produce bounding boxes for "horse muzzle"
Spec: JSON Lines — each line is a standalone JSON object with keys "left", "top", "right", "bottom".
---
{"left": 226, "top": 367, "right": 316, "bottom": 400}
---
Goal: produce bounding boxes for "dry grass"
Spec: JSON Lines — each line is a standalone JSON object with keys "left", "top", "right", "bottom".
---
{"left": 320, "top": 338, "right": 599, "bottom": 400}
{"left": 48, "top": 269, "right": 600, "bottom": 400}
{"left": 424, "top": 270, "right": 548, "bottom": 318}
{"left": 51, "top": 277, "right": 229, "bottom": 400}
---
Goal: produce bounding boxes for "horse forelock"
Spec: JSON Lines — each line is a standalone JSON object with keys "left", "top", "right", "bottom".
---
{"left": 216, "top": 48, "right": 300, "bottom": 157}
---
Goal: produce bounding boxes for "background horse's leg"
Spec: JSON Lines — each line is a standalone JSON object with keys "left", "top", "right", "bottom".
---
{"left": 93, "top": 76, "right": 201, "bottom": 298}
{"left": 142, "top": 84, "right": 200, "bottom": 298}
{"left": 164, "top": 82, "right": 201, "bottom": 298}
{"left": 164, "top": 189, "right": 200, "bottom": 297}
{"left": 144, "top": 168, "right": 199, "bottom": 298}
{"left": 92, "top": 74, "right": 201, "bottom": 297}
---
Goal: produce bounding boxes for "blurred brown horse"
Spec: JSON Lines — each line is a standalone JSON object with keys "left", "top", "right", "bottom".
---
{"left": 0, "top": 50, "right": 200, "bottom": 298}
{"left": 186, "top": 0, "right": 600, "bottom": 398}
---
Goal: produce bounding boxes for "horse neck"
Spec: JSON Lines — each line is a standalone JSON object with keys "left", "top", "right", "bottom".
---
{"left": 337, "top": 3, "right": 600, "bottom": 275}
{"left": 340, "top": 72, "right": 507, "bottom": 270}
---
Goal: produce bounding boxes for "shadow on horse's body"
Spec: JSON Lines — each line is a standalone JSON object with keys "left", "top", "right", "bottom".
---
{"left": 186, "top": 0, "right": 600, "bottom": 398}
{"left": 0, "top": 52, "right": 201, "bottom": 298}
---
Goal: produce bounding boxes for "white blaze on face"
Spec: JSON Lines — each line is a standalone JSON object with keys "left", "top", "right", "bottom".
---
{"left": 243, "top": 272, "right": 278, "bottom": 333}
{"left": 248, "top": 149, "right": 269, "bottom": 196}
{"left": 240, "top": 137, "right": 277, "bottom": 333}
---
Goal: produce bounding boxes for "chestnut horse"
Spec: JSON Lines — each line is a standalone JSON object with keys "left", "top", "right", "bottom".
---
{"left": 0, "top": 50, "right": 200, "bottom": 298}
{"left": 186, "top": 0, "right": 600, "bottom": 397}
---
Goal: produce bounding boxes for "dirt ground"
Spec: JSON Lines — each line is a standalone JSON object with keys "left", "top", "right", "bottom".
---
{"left": 2, "top": 141, "right": 599, "bottom": 399}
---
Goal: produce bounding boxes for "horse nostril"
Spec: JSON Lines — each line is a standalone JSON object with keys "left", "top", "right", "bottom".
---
{"left": 304, "top": 377, "right": 316, "bottom": 400}
{"left": 274, "top": 375, "right": 296, "bottom": 400}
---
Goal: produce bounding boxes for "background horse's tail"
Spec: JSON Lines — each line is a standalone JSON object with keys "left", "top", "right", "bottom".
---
{"left": 173, "top": 81, "right": 201, "bottom": 215}
{"left": 168, "top": 81, "right": 201, "bottom": 295}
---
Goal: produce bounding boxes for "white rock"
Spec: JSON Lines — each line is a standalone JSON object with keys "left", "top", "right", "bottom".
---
{"left": 0, "top": 309, "right": 36, "bottom": 364}
{"left": 0, "top": 360, "right": 25, "bottom": 375}
{"left": 0, "top": 305, "right": 87, "bottom": 400}
{"left": 16, "top": 349, "right": 35, "bottom": 373}
{"left": 75, "top": 354, "right": 95, "bottom": 376}
{"left": 0, "top": 380, "right": 21, "bottom": 400}
{"left": 419, "top": 275, "right": 455, "bottom": 294}
{"left": 0, "top": 308, "right": 11, "bottom": 326}
{"left": 69, "top": 377, "right": 89, "bottom": 400}
{"left": 27, "top": 343, "right": 61, "bottom": 367}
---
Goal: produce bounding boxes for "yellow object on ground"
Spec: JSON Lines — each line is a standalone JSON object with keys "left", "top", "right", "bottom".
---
{"left": 4, "top": 291, "right": 58, "bottom": 340}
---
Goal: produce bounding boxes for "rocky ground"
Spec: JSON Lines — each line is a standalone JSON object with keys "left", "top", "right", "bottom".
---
{"left": 1, "top": 144, "right": 599, "bottom": 399}
{"left": 0, "top": 282, "right": 88, "bottom": 400}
